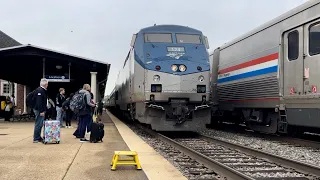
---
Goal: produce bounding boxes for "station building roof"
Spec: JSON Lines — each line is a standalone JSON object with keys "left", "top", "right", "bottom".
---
{"left": 0, "top": 30, "right": 110, "bottom": 99}
{"left": 0, "top": 30, "right": 21, "bottom": 48}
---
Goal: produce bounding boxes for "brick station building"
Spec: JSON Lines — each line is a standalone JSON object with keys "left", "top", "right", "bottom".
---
{"left": 0, "top": 80, "right": 25, "bottom": 114}
{"left": 0, "top": 30, "right": 110, "bottom": 116}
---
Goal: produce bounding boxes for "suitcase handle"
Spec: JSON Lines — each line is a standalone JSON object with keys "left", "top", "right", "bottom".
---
{"left": 93, "top": 108, "right": 98, "bottom": 122}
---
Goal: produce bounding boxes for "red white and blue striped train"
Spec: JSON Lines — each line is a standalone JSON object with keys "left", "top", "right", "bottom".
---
{"left": 209, "top": 0, "right": 320, "bottom": 136}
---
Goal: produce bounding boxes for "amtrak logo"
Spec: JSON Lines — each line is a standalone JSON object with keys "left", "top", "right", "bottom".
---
{"left": 166, "top": 52, "right": 185, "bottom": 59}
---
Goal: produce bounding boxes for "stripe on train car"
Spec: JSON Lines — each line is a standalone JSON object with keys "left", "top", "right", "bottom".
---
{"left": 218, "top": 53, "right": 278, "bottom": 84}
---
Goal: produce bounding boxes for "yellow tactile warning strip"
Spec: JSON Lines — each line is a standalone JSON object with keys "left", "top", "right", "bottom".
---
{"left": 107, "top": 110, "right": 187, "bottom": 180}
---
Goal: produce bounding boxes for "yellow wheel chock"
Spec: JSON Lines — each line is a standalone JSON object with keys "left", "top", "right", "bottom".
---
{"left": 110, "top": 151, "right": 142, "bottom": 171}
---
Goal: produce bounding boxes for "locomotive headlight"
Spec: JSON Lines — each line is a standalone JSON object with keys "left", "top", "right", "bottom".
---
{"left": 198, "top": 75, "right": 205, "bottom": 82}
{"left": 153, "top": 75, "right": 160, "bottom": 82}
{"left": 171, "top": 64, "right": 178, "bottom": 72}
{"left": 179, "top": 65, "right": 187, "bottom": 72}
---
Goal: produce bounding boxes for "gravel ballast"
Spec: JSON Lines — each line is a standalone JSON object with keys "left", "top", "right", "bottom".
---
{"left": 200, "top": 129, "right": 320, "bottom": 167}
{"left": 126, "top": 123, "right": 222, "bottom": 180}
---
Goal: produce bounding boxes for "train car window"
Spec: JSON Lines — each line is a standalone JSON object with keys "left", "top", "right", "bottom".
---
{"left": 309, "top": 22, "right": 320, "bottom": 56}
{"left": 288, "top": 30, "right": 299, "bottom": 61}
{"left": 176, "top": 34, "right": 202, "bottom": 44}
{"left": 144, "top": 33, "right": 172, "bottom": 43}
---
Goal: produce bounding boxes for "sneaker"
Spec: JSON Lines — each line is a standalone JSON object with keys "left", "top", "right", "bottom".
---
{"left": 33, "top": 140, "right": 39, "bottom": 143}
{"left": 69, "top": 126, "right": 74, "bottom": 128}
{"left": 80, "top": 139, "right": 89, "bottom": 142}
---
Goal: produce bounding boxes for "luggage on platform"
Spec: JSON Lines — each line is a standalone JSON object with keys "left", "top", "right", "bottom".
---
{"left": 43, "top": 120, "right": 61, "bottom": 144}
{"left": 90, "top": 121, "right": 104, "bottom": 143}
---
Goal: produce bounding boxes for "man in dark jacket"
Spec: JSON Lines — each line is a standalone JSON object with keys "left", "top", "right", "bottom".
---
{"left": 33, "top": 78, "right": 48, "bottom": 143}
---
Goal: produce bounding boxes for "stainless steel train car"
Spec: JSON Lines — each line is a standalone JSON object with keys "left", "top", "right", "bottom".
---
{"left": 210, "top": 0, "right": 320, "bottom": 135}
{"left": 106, "top": 24, "right": 212, "bottom": 131}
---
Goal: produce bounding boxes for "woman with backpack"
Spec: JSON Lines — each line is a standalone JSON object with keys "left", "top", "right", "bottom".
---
{"left": 62, "top": 93, "right": 74, "bottom": 128}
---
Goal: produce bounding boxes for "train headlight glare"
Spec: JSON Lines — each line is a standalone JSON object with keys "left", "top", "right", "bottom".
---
{"left": 171, "top": 65, "right": 178, "bottom": 72}
{"left": 198, "top": 75, "right": 205, "bottom": 82}
{"left": 153, "top": 75, "right": 160, "bottom": 82}
{"left": 179, "top": 65, "right": 187, "bottom": 72}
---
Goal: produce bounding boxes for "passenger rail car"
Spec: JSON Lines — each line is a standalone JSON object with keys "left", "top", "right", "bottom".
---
{"left": 210, "top": 0, "right": 320, "bottom": 135}
{"left": 107, "top": 24, "right": 211, "bottom": 131}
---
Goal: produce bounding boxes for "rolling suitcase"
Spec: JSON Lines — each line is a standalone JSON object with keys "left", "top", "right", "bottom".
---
{"left": 90, "top": 121, "right": 104, "bottom": 143}
{"left": 43, "top": 120, "right": 61, "bottom": 144}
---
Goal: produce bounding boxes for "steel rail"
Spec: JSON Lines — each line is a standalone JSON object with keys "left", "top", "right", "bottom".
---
{"left": 200, "top": 134, "right": 320, "bottom": 177}
{"left": 138, "top": 125, "right": 255, "bottom": 180}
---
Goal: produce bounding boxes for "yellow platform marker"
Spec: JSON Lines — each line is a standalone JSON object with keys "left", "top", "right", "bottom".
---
{"left": 110, "top": 151, "right": 142, "bottom": 170}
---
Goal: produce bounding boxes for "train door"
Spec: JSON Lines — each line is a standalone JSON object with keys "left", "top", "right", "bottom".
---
{"left": 303, "top": 20, "right": 320, "bottom": 95}
{"left": 282, "top": 26, "right": 304, "bottom": 97}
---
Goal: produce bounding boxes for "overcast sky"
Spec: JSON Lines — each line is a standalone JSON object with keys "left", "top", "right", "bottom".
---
{"left": 0, "top": 0, "right": 307, "bottom": 96}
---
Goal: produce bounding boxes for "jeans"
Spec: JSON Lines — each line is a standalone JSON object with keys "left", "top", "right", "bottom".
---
{"left": 56, "top": 106, "right": 64, "bottom": 127}
{"left": 33, "top": 109, "right": 44, "bottom": 141}
{"left": 87, "top": 116, "right": 92, "bottom": 133}
{"left": 78, "top": 114, "right": 91, "bottom": 139}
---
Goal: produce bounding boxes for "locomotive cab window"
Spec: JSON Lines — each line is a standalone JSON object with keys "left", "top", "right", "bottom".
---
{"left": 288, "top": 30, "right": 299, "bottom": 61}
{"left": 309, "top": 22, "right": 320, "bottom": 56}
{"left": 144, "top": 33, "right": 172, "bottom": 43}
{"left": 176, "top": 34, "right": 202, "bottom": 44}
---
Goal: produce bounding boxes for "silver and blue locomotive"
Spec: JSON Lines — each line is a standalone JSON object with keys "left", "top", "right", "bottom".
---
{"left": 107, "top": 24, "right": 211, "bottom": 131}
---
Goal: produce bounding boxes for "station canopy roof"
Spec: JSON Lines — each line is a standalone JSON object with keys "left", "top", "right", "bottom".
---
{"left": 0, "top": 30, "right": 110, "bottom": 98}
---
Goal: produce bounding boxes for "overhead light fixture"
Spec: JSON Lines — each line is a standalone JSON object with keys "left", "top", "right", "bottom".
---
{"left": 56, "top": 65, "right": 62, "bottom": 69}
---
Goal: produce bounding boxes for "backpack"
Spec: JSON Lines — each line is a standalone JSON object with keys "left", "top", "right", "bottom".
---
{"left": 26, "top": 90, "right": 36, "bottom": 108}
{"left": 69, "top": 91, "right": 86, "bottom": 114}
{"left": 62, "top": 98, "right": 70, "bottom": 111}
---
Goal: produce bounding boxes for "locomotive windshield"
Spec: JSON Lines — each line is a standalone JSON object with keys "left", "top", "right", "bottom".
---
{"left": 176, "top": 34, "right": 202, "bottom": 44}
{"left": 144, "top": 33, "right": 172, "bottom": 43}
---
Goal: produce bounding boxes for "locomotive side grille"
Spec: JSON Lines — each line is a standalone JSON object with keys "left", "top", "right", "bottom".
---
{"left": 217, "top": 73, "right": 278, "bottom": 101}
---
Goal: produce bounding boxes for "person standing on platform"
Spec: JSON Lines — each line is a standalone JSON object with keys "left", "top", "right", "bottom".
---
{"left": 56, "top": 88, "right": 66, "bottom": 127}
{"left": 97, "top": 99, "right": 103, "bottom": 116}
{"left": 29, "top": 78, "right": 48, "bottom": 143}
{"left": 62, "top": 93, "right": 74, "bottom": 128}
{"left": 4, "top": 96, "right": 12, "bottom": 121}
{"left": 10, "top": 94, "right": 15, "bottom": 116}
{"left": 86, "top": 91, "right": 94, "bottom": 136}
{"left": 78, "top": 84, "right": 96, "bottom": 142}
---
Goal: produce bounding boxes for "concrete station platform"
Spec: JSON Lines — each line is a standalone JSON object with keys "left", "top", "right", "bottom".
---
{"left": 0, "top": 112, "right": 187, "bottom": 180}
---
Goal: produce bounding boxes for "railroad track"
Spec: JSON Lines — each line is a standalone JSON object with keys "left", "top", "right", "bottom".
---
{"left": 209, "top": 123, "right": 320, "bottom": 150}
{"left": 139, "top": 125, "right": 320, "bottom": 180}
